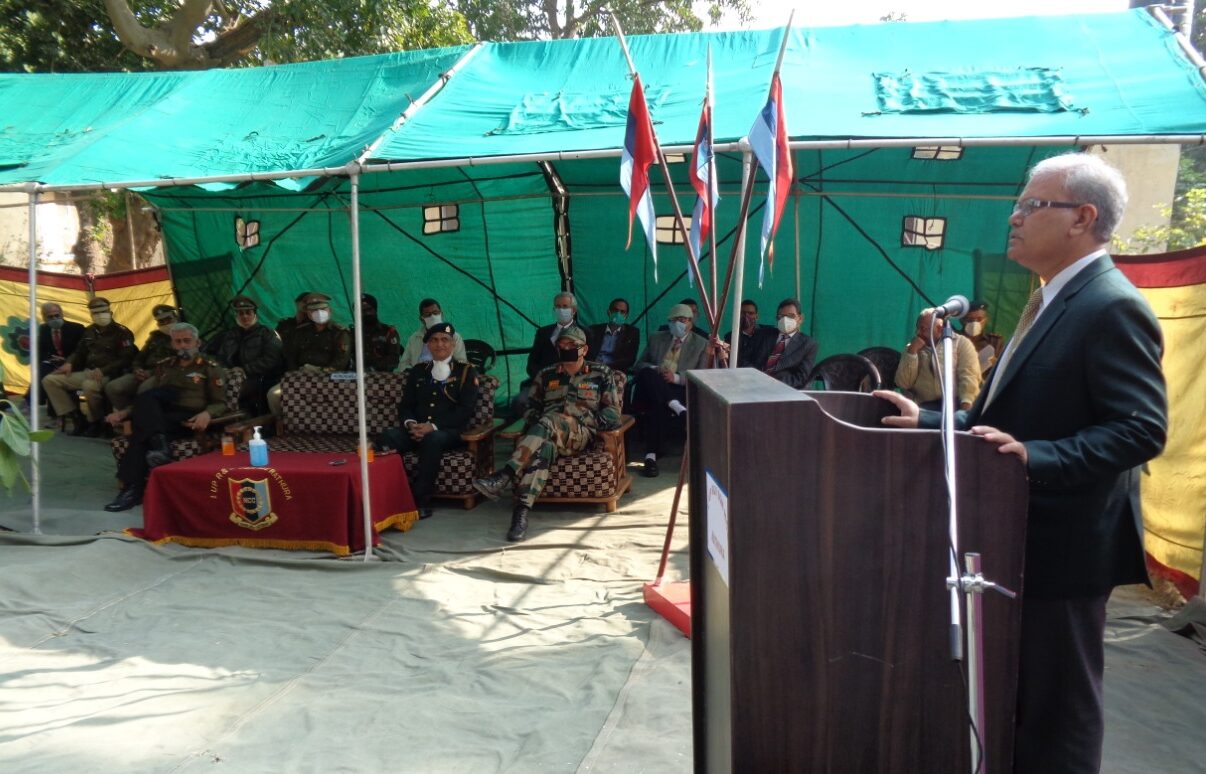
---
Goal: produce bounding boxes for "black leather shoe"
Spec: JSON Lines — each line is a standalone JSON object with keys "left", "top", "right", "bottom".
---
{"left": 506, "top": 505, "right": 529, "bottom": 542}
{"left": 473, "top": 469, "right": 513, "bottom": 501}
{"left": 84, "top": 421, "right": 105, "bottom": 438}
{"left": 643, "top": 458, "right": 659, "bottom": 478}
{"left": 103, "top": 487, "right": 143, "bottom": 512}
{"left": 145, "top": 434, "right": 173, "bottom": 468}
{"left": 68, "top": 411, "right": 90, "bottom": 436}
{"left": 418, "top": 506, "right": 433, "bottom": 520}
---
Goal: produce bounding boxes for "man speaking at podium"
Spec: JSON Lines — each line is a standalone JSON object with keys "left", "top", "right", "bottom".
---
{"left": 874, "top": 153, "right": 1167, "bottom": 774}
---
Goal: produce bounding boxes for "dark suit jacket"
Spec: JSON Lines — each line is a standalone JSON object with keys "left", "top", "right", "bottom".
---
{"left": 725, "top": 325, "right": 777, "bottom": 369}
{"left": 585, "top": 323, "right": 641, "bottom": 373}
{"left": 762, "top": 332, "right": 819, "bottom": 390}
{"left": 921, "top": 255, "right": 1167, "bottom": 598}
{"left": 526, "top": 322, "right": 579, "bottom": 379}
{"left": 37, "top": 320, "right": 86, "bottom": 364}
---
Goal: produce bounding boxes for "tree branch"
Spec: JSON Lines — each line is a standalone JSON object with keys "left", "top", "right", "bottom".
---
{"left": 204, "top": 8, "right": 277, "bottom": 67}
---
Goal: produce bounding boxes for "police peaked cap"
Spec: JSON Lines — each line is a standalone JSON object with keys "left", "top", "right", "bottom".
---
{"left": 87, "top": 297, "right": 112, "bottom": 312}
{"left": 230, "top": 295, "right": 258, "bottom": 312}
{"left": 152, "top": 304, "right": 178, "bottom": 321}
{"left": 423, "top": 322, "right": 456, "bottom": 342}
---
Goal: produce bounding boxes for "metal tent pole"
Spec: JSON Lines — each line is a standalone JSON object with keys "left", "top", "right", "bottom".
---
{"left": 26, "top": 186, "right": 41, "bottom": 534}
{"left": 347, "top": 165, "right": 375, "bottom": 561}
{"left": 727, "top": 147, "right": 753, "bottom": 369}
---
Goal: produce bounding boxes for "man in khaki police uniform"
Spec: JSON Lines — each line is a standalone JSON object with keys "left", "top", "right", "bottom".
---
{"left": 268, "top": 292, "right": 351, "bottom": 415}
{"left": 42, "top": 296, "right": 137, "bottom": 437}
{"left": 104, "top": 304, "right": 179, "bottom": 419}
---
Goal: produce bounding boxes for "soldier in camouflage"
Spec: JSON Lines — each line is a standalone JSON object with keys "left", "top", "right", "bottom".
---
{"left": 103, "top": 322, "right": 227, "bottom": 512}
{"left": 104, "top": 304, "right": 179, "bottom": 418}
{"left": 473, "top": 325, "right": 621, "bottom": 541}
{"left": 42, "top": 296, "right": 137, "bottom": 437}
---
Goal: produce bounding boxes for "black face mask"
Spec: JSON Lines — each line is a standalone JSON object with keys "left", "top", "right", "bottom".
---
{"left": 557, "top": 346, "right": 580, "bottom": 363}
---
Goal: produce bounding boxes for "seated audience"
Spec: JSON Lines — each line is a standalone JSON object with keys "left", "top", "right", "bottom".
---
{"left": 354, "top": 293, "right": 401, "bottom": 372}
{"left": 28, "top": 302, "right": 85, "bottom": 416}
{"left": 659, "top": 297, "right": 709, "bottom": 338}
{"left": 105, "top": 304, "right": 179, "bottom": 420}
{"left": 102, "top": 323, "right": 225, "bottom": 512}
{"left": 377, "top": 323, "right": 479, "bottom": 520}
{"left": 275, "top": 290, "right": 313, "bottom": 352}
{"left": 895, "top": 308, "right": 982, "bottom": 410}
{"left": 633, "top": 303, "right": 707, "bottom": 477}
{"left": 586, "top": 297, "right": 640, "bottom": 373}
{"left": 760, "top": 298, "right": 818, "bottom": 389}
{"left": 473, "top": 326, "right": 621, "bottom": 542}
{"left": 203, "top": 295, "right": 284, "bottom": 416}
{"left": 513, "top": 291, "right": 580, "bottom": 416}
{"left": 42, "top": 297, "right": 137, "bottom": 437}
{"left": 399, "top": 297, "right": 467, "bottom": 369}
{"left": 959, "top": 300, "right": 1005, "bottom": 373}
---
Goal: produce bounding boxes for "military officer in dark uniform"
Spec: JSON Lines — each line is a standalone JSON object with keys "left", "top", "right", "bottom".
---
{"left": 268, "top": 292, "right": 351, "bottom": 415}
{"left": 473, "top": 326, "right": 622, "bottom": 541}
{"left": 275, "top": 290, "right": 313, "bottom": 352}
{"left": 103, "top": 322, "right": 226, "bottom": 512}
{"left": 377, "top": 323, "right": 478, "bottom": 519}
{"left": 204, "top": 295, "right": 284, "bottom": 415}
{"left": 104, "top": 304, "right": 179, "bottom": 419}
{"left": 42, "top": 296, "right": 137, "bottom": 436}
{"left": 353, "top": 293, "right": 401, "bottom": 372}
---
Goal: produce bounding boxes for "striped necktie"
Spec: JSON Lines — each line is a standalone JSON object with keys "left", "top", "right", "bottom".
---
{"left": 765, "top": 334, "right": 788, "bottom": 372}
{"left": 983, "top": 287, "right": 1043, "bottom": 407}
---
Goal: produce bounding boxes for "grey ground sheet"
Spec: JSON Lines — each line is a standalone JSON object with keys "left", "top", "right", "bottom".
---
{"left": 1, "top": 433, "right": 1203, "bottom": 772}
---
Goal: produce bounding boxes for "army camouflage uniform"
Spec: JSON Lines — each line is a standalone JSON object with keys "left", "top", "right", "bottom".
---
{"left": 504, "top": 361, "right": 622, "bottom": 507}
{"left": 116, "top": 354, "right": 226, "bottom": 490}
{"left": 355, "top": 320, "right": 402, "bottom": 372}
{"left": 105, "top": 329, "right": 176, "bottom": 410}
{"left": 42, "top": 321, "right": 137, "bottom": 418}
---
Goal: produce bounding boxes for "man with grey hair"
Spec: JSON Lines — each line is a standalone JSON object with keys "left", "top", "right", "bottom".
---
{"left": 103, "top": 322, "right": 226, "bottom": 512}
{"left": 28, "top": 301, "right": 85, "bottom": 416}
{"left": 874, "top": 152, "right": 1167, "bottom": 773}
{"left": 514, "top": 291, "right": 579, "bottom": 416}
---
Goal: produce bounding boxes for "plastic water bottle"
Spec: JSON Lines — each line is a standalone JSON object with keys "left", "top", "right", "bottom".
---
{"left": 249, "top": 426, "right": 269, "bottom": 467}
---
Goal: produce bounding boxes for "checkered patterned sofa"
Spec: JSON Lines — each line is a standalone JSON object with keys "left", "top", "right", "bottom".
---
{"left": 500, "top": 371, "right": 635, "bottom": 513}
{"left": 110, "top": 368, "right": 248, "bottom": 463}
{"left": 256, "top": 370, "right": 500, "bottom": 509}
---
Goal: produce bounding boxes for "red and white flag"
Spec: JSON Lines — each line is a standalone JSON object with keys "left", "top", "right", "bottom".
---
{"left": 687, "top": 65, "right": 718, "bottom": 289}
{"left": 620, "top": 75, "right": 659, "bottom": 281}
{"left": 748, "top": 72, "right": 793, "bottom": 286}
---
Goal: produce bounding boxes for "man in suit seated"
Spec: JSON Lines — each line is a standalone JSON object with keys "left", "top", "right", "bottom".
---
{"left": 759, "top": 299, "right": 819, "bottom": 389}
{"left": 633, "top": 303, "right": 707, "bottom": 477}
{"left": 874, "top": 152, "right": 1167, "bottom": 774}
{"left": 28, "top": 302, "right": 86, "bottom": 418}
{"left": 586, "top": 297, "right": 640, "bottom": 373}
{"left": 723, "top": 299, "right": 777, "bottom": 369}
{"left": 473, "top": 326, "right": 621, "bottom": 542}
{"left": 377, "top": 323, "right": 479, "bottom": 520}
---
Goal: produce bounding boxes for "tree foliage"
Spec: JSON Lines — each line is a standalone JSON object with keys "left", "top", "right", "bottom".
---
{"left": 454, "top": 0, "right": 751, "bottom": 41}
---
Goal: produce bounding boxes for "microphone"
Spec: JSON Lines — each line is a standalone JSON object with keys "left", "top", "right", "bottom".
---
{"left": 929, "top": 295, "right": 970, "bottom": 319}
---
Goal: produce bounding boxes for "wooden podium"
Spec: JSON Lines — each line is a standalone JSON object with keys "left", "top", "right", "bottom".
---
{"left": 687, "top": 369, "right": 1028, "bottom": 773}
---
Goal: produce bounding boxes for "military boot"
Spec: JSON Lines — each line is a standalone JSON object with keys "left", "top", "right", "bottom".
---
{"left": 506, "top": 504, "right": 530, "bottom": 542}
{"left": 472, "top": 468, "right": 514, "bottom": 502}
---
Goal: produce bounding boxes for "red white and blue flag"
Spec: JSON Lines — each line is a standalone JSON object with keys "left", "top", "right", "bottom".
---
{"left": 686, "top": 87, "right": 718, "bottom": 288}
{"left": 748, "top": 72, "right": 793, "bottom": 286}
{"left": 620, "top": 75, "right": 659, "bottom": 281}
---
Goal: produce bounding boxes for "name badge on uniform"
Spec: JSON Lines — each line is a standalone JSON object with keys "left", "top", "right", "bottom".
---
{"left": 547, "top": 380, "right": 561, "bottom": 389}
{"left": 186, "top": 371, "right": 204, "bottom": 383}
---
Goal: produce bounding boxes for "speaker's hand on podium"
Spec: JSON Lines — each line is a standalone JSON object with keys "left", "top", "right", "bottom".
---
{"left": 970, "top": 425, "right": 1028, "bottom": 464}
{"left": 871, "top": 390, "right": 919, "bottom": 428}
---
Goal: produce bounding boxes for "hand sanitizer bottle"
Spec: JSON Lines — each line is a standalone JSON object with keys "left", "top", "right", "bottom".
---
{"left": 249, "top": 426, "right": 269, "bottom": 467}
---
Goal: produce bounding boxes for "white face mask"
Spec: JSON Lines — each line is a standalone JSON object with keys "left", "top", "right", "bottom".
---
{"left": 777, "top": 316, "right": 799, "bottom": 335}
{"left": 158, "top": 322, "right": 174, "bottom": 334}
{"left": 962, "top": 321, "right": 983, "bottom": 337}
{"left": 555, "top": 307, "right": 574, "bottom": 325}
{"left": 423, "top": 313, "right": 442, "bottom": 329}
{"left": 431, "top": 359, "right": 452, "bottom": 381}
{"left": 91, "top": 312, "right": 112, "bottom": 327}
{"left": 309, "top": 309, "right": 331, "bottom": 325}
{"left": 668, "top": 320, "right": 688, "bottom": 338}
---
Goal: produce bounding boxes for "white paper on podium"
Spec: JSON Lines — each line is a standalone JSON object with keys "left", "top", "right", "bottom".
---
{"left": 705, "top": 469, "right": 730, "bottom": 586}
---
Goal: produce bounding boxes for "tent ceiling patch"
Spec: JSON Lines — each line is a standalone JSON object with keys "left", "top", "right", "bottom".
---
{"left": 873, "top": 68, "right": 1075, "bottom": 114}
{"left": 487, "top": 87, "right": 670, "bottom": 136}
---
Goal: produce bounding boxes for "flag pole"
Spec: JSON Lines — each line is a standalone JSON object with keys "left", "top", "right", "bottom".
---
{"left": 611, "top": 16, "right": 718, "bottom": 334}
{"left": 706, "top": 47, "right": 719, "bottom": 323}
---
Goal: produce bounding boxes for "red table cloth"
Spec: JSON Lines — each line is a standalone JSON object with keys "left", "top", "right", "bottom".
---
{"left": 130, "top": 451, "right": 417, "bottom": 555}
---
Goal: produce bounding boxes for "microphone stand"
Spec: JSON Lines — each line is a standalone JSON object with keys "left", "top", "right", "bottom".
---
{"left": 935, "top": 319, "right": 1017, "bottom": 774}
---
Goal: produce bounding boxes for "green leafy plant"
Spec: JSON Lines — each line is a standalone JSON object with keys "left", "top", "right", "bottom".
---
{"left": 0, "top": 399, "right": 53, "bottom": 494}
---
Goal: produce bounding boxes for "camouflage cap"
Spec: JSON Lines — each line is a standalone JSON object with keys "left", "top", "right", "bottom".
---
{"left": 556, "top": 325, "right": 587, "bottom": 346}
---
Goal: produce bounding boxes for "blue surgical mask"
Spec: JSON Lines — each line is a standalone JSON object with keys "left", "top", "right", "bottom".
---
{"left": 609, "top": 312, "right": 627, "bottom": 326}
{"left": 668, "top": 321, "right": 687, "bottom": 338}
{"left": 555, "top": 307, "right": 574, "bottom": 325}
